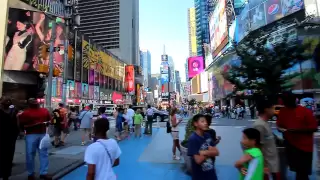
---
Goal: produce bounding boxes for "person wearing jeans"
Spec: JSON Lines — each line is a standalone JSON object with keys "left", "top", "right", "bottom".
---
{"left": 25, "top": 134, "right": 49, "bottom": 177}
{"left": 144, "top": 105, "right": 154, "bottom": 135}
{"left": 19, "top": 98, "right": 52, "bottom": 180}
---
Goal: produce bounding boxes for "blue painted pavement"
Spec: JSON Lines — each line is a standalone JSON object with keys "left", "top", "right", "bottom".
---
{"left": 62, "top": 126, "right": 318, "bottom": 180}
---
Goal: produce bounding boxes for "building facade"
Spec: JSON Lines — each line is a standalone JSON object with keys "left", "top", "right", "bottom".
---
{"left": 188, "top": 7, "right": 197, "bottom": 56}
{"left": 168, "top": 56, "right": 176, "bottom": 91}
{"left": 78, "top": 0, "right": 139, "bottom": 65}
{"left": 194, "top": 0, "right": 213, "bottom": 57}
{"left": 175, "top": 70, "right": 181, "bottom": 93}
{"left": 140, "top": 49, "right": 151, "bottom": 87}
{"left": 185, "top": 59, "right": 189, "bottom": 82}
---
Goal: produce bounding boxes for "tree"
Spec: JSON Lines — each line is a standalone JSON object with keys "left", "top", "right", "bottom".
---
{"left": 187, "top": 98, "right": 197, "bottom": 106}
{"left": 223, "top": 32, "right": 315, "bottom": 101}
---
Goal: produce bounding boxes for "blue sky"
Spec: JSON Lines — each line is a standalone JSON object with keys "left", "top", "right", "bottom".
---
{"left": 139, "top": 0, "right": 194, "bottom": 82}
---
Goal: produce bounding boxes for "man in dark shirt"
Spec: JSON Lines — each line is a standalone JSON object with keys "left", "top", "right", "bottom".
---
{"left": 19, "top": 98, "right": 52, "bottom": 180}
{"left": 188, "top": 114, "right": 219, "bottom": 180}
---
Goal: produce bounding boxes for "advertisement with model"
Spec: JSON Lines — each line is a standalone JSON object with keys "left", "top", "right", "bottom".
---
{"left": 188, "top": 56, "right": 204, "bottom": 79}
{"left": 5, "top": 8, "right": 65, "bottom": 74}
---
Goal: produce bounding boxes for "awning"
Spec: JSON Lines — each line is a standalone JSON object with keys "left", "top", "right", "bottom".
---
{"left": 3, "top": 70, "right": 38, "bottom": 85}
{"left": 188, "top": 94, "right": 203, "bottom": 102}
{"left": 9, "top": 0, "right": 40, "bottom": 12}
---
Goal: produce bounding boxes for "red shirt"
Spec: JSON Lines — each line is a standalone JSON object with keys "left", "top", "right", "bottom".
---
{"left": 19, "top": 108, "right": 51, "bottom": 134}
{"left": 277, "top": 106, "right": 317, "bottom": 152}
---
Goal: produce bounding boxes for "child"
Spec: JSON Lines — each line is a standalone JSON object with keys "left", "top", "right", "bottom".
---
{"left": 133, "top": 109, "right": 143, "bottom": 138}
{"left": 84, "top": 118, "right": 121, "bottom": 180}
{"left": 187, "top": 114, "right": 219, "bottom": 180}
{"left": 204, "top": 114, "right": 221, "bottom": 145}
{"left": 235, "top": 128, "right": 264, "bottom": 180}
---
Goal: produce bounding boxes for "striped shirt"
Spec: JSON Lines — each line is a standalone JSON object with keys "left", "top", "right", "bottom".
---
{"left": 146, "top": 108, "right": 154, "bottom": 116}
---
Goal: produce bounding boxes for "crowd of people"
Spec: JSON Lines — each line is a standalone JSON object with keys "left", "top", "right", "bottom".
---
{"left": 186, "top": 93, "right": 318, "bottom": 180}
{"left": 0, "top": 92, "right": 319, "bottom": 180}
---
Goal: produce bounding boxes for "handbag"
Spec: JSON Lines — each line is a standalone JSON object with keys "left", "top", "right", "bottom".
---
{"left": 166, "top": 121, "right": 172, "bottom": 133}
{"left": 39, "top": 126, "right": 51, "bottom": 149}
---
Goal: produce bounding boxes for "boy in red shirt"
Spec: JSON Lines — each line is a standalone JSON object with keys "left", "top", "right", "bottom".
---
{"left": 277, "top": 92, "right": 318, "bottom": 180}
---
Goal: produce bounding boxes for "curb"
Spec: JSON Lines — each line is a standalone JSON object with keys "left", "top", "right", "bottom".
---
{"left": 52, "top": 160, "right": 85, "bottom": 180}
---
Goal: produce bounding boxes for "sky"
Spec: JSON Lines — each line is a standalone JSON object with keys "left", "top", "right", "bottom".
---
{"left": 139, "top": 0, "right": 194, "bottom": 82}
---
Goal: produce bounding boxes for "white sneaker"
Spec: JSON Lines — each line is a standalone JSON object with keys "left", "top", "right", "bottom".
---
{"left": 173, "top": 155, "right": 180, "bottom": 160}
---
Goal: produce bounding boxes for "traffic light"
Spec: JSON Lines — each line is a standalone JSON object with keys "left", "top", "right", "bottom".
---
{"left": 39, "top": 44, "right": 49, "bottom": 59}
{"left": 68, "top": 45, "right": 74, "bottom": 61}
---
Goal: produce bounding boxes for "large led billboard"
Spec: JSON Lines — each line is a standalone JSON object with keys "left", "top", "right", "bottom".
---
{"left": 188, "top": 56, "right": 204, "bottom": 79}
{"left": 209, "top": 0, "right": 228, "bottom": 54}
{"left": 5, "top": 8, "right": 65, "bottom": 74}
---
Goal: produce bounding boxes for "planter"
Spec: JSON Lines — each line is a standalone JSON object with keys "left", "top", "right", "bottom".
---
{"left": 180, "top": 141, "right": 192, "bottom": 175}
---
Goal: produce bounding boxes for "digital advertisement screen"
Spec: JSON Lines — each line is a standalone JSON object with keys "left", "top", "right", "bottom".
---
{"left": 265, "top": 0, "right": 284, "bottom": 24}
{"left": 209, "top": 0, "right": 228, "bottom": 53}
{"left": 89, "top": 69, "right": 94, "bottom": 85}
{"left": 5, "top": 8, "right": 65, "bottom": 74}
{"left": 200, "top": 71, "right": 208, "bottom": 93}
{"left": 125, "top": 65, "right": 135, "bottom": 92}
{"left": 188, "top": 56, "right": 204, "bottom": 79}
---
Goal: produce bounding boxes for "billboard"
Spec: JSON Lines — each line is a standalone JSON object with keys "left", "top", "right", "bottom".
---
{"left": 161, "top": 74, "right": 169, "bottom": 84}
{"left": 209, "top": 0, "right": 228, "bottom": 53}
{"left": 125, "top": 65, "right": 135, "bottom": 92}
{"left": 4, "top": 8, "right": 65, "bottom": 73}
{"left": 237, "top": 5, "right": 250, "bottom": 42}
{"left": 94, "top": 86, "right": 99, "bottom": 100}
{"left": 75, "top": 82, "right": 81, "bottom": 98}
{"left": 188, "top": 7, "right": 197, "bottom": 56}
{"left": 281, "top": 0, "right": 304, "bottom": 16}
{"left": 188, "top": 56, "right": 204, "bottom": 79}
{"left": 265, "top": 0, "right": 284, "bottom": 24}
{"left": 161, "top": 62, "right": 169, "bottom": 74}
{"left": 191, "top": 74, "right": 200, "bottom": 94}
{"left": 249, "top": 3, "right": 267, "bottom": 30}
{"left": 82, "top": 83, "right": 89, "bottom": 98}
{"left": 161, "top": 55, "right": 168, "bottom": 61}
{"left": 89, "top": 85, "right": 94, "bottom": 99}
{"left": 66, "top": 80, "right": 75, "bottom": 98}
{"left": 200, "top": 71, "right": 208, "bottom": 93}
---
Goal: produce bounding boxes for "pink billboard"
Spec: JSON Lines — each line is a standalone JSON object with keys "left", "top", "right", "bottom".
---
{"left": 188, "top": 56, "right": 204, "bottom": 79}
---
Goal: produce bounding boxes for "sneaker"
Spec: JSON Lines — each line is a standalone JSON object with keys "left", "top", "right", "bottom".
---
{"left": 173, "top": 155, "right": 180, "bottom": 160}
{"left": 81, "top": 142, "right": 85, "bottom": 146}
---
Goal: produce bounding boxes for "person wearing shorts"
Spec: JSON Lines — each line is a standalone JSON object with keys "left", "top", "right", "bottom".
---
{"left": 79, "top": 106, "right": 93, "bottom": 145}
{"left": 170, "top": 108, "right": 181, "bottom": 160}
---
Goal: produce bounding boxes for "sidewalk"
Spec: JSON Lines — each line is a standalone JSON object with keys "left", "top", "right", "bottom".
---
{"left": 10, "top": 127, "right": 116, "bottom": 180}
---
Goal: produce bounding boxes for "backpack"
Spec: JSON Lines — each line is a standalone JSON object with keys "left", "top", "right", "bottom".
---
{"left": 52, "top": 109, "right": 63, "bottom": 125}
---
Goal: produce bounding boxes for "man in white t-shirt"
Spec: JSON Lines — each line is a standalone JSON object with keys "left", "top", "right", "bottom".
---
{"left": 85, "top": 118, "right": 121, "bottom": 180}
{"left": 127, "top": 105, "right": 135, "bottom": 132}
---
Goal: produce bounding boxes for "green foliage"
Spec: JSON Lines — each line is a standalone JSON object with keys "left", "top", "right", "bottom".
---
{"left": 188, "top": 98, "right": 197, "bottom": 106}
{"left": 181, "top": 117, "right": 195, "bottom": 147}
{"left": 223, "top": 33, "right": 314, "bottom": 99}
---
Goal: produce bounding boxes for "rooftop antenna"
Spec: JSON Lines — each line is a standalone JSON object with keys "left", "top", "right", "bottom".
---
{"left": 163, "top": 44, "right": 166, "bottom": 55}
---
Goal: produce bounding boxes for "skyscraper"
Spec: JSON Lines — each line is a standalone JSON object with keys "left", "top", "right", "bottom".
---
{"left": 140, "top": 49, "right": 151, "bottom": 87}
{"left": 188, "top": 7, "right": 197, "bottom": 57}
{"left": 175, "top": 70, "right": 181, "bottom": 93}
{"left": 194, "top": 0, "right": 213, "bottom": 57}
{"left": 185, "top": 59, "right": 189, "bottom": 82}
{"left": 78, "top": 0, "right": 139, "bottom": 65}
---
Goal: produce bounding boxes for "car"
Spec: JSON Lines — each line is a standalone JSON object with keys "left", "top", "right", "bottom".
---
{"left": 271, "top": 105, "right": 284, "bottom": 121}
